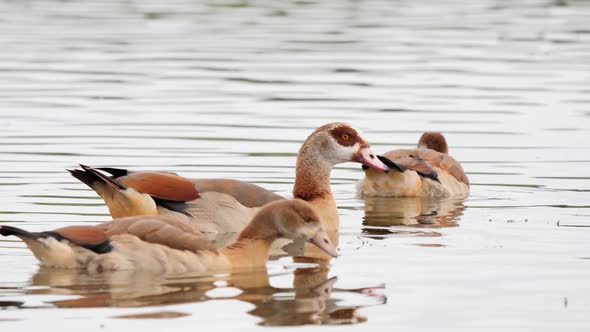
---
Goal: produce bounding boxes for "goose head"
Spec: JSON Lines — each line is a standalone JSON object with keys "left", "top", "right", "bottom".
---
{"left": 300, "top": 122, "right": 388, "bottom": 172}
{"left": 272, "top": 199, "right": 338, "bottom": 257}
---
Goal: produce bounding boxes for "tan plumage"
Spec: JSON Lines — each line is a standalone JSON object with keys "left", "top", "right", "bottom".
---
{"left": 69, "top": 123, "right": 388, "bottom": 258}
{"left": 0, "top": 199, "right": 337, "bottom": 274}
{"left": 358, "top": 132, "right": 469, "bottom": 197}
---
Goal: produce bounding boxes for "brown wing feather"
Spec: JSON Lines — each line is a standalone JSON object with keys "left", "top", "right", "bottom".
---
{"left": 383, "top": 148, "right": 469, "bottom": 185}
{"left": 192, "top": 179, "right": 283, "bottom": 208}
{"left": 53, "top": 226, "right": 108, "bottom": 245}
{"left": 117, "top": 172, "right": 200, "bottom": 202}
{"left": 392, "top": 156, "right": 438, "bottom": 179}
{"left": 381, "top": 149, "right": 414, "bottom": 160}
{"left": 98, "top": 215, "right": 215, "bottom": 253}
{"left": 415, "top": 148, "right": 469, "bottom": 185}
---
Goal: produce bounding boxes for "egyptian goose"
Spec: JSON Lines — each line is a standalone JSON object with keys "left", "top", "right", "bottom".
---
{"left": 0, "top": 199, "right": 337, "bottom": 274}
{"left": 68, "top": 122, "right": 388, "bottom": 257}
{"left": 358, "top": 132, "right": 469, "bottom": 197}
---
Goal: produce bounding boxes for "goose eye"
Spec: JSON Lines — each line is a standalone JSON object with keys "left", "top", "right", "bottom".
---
{"left": 342, "top": 134, "right": 350, "bottom": 141}
{"left": 304, "top": 216, "right": 313, "bottom": 223}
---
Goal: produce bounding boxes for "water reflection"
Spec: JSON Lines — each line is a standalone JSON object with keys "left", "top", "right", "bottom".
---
{"left": 362, "top": 196, "right": 466, "bottom": 238}
{"left": 240, "top": 264, "right": 382, "bottom": 326}
{"left": 19, "top": 265, "right": 385, "bottom": 326}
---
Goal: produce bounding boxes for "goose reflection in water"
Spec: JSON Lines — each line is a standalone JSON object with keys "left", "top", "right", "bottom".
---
{"left": 22, "top": 263, "right": 385, "bottom": 326}
{"left": 362, "top": 196, "right": 467, "bottom": 238}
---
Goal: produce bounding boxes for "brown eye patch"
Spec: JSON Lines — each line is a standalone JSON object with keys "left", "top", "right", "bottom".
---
{"left": 330, "top": 125, "right": 359, "bottom": 147}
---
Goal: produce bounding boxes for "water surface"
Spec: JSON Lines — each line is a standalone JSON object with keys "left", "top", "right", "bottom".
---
{"left": 1, "top": 0, "right": 590, "bottom": 330}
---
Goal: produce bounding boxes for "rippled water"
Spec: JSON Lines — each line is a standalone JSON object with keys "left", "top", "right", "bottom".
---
{"left": 1, "top": 0, "right": 590, "bottom": 329}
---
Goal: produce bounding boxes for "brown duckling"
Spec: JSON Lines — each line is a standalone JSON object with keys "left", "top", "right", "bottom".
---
{"left": 0, "top": 199, "right": 337, "bottom": 274}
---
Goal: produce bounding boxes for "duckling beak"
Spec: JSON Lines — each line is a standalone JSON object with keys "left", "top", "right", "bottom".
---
{"left": 356, "top": 146, "right": 389, "bottom": 172}
{"left": 308, "top": 230, "right": 338, "bottom": 257}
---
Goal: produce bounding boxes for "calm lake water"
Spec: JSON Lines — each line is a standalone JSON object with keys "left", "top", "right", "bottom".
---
{"left": 1, "top": 0, "right": 590, "bottom": 330}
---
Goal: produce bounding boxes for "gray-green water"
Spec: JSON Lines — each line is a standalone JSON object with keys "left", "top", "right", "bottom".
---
{"left": 1, "top": 0, "right": 590, "bottom": 330}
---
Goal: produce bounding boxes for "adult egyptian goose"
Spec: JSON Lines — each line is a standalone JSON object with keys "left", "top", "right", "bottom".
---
{"left": 358, "top": 132, "right": 469, "bottom": 197}
{"left": 68, "top": 122, "right": 388, "bottom": 253}
{"left": 0, "top": 199, "right": 337, "bottom": 274}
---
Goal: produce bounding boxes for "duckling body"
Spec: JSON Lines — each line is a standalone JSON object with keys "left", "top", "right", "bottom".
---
{"left": 0, "top": 200, "right": 337, "bottom": 274}
{"left": 359, "top": 132, "right": 469, "bottom": 198}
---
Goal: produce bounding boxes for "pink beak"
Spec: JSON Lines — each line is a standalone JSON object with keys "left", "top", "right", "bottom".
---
{"left": 356, "top": 146, "right": 389, "bottom": 172}
{"left": 308, "top": 230, "right": 338, "bottom": 258}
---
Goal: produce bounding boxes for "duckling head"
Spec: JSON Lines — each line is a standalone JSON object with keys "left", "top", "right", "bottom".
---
{"left": 272, "top": 199, "right": 339, "bottom": 257}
